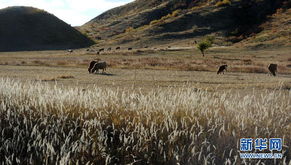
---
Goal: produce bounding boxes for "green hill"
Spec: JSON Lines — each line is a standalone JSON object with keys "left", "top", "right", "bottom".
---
{"left": 0, "top": 6, "right": 94, "bottom": 51}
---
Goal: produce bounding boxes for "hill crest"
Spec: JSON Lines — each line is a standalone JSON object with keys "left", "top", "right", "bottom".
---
{"left": 0, "top": 6, "right": 94, "bottom": 51}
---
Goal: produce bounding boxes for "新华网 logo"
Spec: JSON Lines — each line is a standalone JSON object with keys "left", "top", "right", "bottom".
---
{"left": 240, "top": 138, "right": 283, "bottom": 159}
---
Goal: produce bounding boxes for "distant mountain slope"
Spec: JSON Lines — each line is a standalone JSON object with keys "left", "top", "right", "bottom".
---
{"left": 80, "top": 0, "right": 290, "bottom": 48}
{"left": 0, "top": 6, "right": 94, "bottom": 51}
{"left": 238, "top": 7, "right": 291, "bottom": 48}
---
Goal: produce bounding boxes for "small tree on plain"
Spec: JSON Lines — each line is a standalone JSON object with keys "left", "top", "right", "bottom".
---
{"left": 196, "top": 36, "right": 214, "bottom": 57}
{"left": 196, "top": 41, "right": 211, "bottom": 57}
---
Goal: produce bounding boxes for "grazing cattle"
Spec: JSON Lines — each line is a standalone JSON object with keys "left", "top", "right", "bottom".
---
{"left": 268, "top": 64, "right": 277, "bottom": 76}
{"left": 99, "top": 48, "right": 104, "bottom": 52}
{"left": 128, "top": 47, "right": 132, "bottom": 50}
{"left": 96, "top": 51, "right": 100, "bottom": 55}
{"left": 107, "top": 47, "right": 111, "bottom": 51}
{"left": 144, "top": 46, "right": 149, "bottom": 48}
{"left": 88, "top": 61, "right": 98, "bottom": 73}
{"left": 217, "top": 65, "right": 228, "bottom": 74}
{"left": 116, "top": 46, "right": 121, "bottom": 50}
{"left": 91, "top": 61, "right": 107, "bottom": 73}
{"left": 67, "top": 49, "right": 73, "bottom": 53}
{"left": 86, "top": 49, "right": 90, "bottom": 51}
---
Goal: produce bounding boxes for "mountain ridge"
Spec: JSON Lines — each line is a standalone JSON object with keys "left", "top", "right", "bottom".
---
{"left": 80, "top": 0, "right": 290, "bottom": 48}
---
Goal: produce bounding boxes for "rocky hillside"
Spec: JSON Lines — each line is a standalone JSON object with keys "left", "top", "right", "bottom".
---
{"left": 80, "top": 0, "right": 290, "bottom": 48}
{"left": 0, "top": 6, "right": 94, "bottom": 51}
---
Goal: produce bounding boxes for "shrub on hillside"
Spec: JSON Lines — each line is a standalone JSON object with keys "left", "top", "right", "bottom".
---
{"left": 150, "top": 9, "right": 181, "bottom": 26}
{"left": 216, "top": 0, "right": 231, "bottom": 7}
{"left": 125, "top": 27, "right": 134, "bottom": 33}
{"left": 150, "top": 19, "right": 160, "bottom": 25}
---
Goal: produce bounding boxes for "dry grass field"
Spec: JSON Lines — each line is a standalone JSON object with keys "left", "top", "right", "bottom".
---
{"left": 0, "top": 46, "right": 290, "bottom": 90}
{"left": 0, "top": 47, "right": 291, "bottom": 164}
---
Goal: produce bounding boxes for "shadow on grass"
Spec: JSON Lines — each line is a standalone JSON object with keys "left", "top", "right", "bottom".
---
{"left": 95, "top": 72, "right": 116, "bottom": 76}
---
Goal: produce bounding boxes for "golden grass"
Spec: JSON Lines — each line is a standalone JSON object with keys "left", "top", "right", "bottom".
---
{"left": 0, "top": 78, "right": 290, "bottom": 164}
{"left": 0, "top": 48, "right": 290, "bottom": 164}
{"left": 215, "top": 0, "right": 231, "bottom": 7}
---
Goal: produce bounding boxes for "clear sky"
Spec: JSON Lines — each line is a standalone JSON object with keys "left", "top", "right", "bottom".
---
{"left": 0, "top": 0, "right": 134, "bottom": 26}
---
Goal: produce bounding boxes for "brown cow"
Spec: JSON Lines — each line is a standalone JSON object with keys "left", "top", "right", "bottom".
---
{"left": 268, "top": 64, "right": 277, "bottom": 76}
{"left": 217, "top": 65, "right": 228, "bottom": 74}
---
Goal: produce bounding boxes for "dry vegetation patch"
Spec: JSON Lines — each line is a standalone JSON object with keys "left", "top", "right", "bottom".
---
{"left": 41, "top": 75, "right": 75, "bottom": 81}
{"left": 0, "top": 78, "right": 290, "bottom": 164}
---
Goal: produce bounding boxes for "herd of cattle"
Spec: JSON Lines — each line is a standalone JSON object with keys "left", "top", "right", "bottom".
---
{"left": 68, "top": 46, "right": 133, "bottom": 55}
{"left": 87, "top": 59, "right": 278, "bottom": 76}
{"left": 95, "top": 47, "right": 132, "bottom": 55}
{"left": 79, "top": 45, "right": 279, "bottom": 76}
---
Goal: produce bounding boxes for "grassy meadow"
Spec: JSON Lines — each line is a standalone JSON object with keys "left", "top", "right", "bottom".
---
{"left": 0, "top": 46, "right": 291, "bottom": 164}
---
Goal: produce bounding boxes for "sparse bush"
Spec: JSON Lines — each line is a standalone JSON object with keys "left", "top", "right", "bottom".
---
{"left": 125, "top": 27, "right": 134, "bottom": 33}
{"left": 243, "top": 59, "right": 252, "bottom": 65}
{"left": 136, "top": 25, "right": 149, "bottom": 31}
{"left": 150, "top": 19, "right": 160, "bottom": 25}
{"left": 161, "top": 10, "right": 181, "bottom": 20}
{"left": 215, "top": 0, "right": 231, "bottom": 7}
{"left": 275, "top": 8, "right": 284, "bottom": 15}
{"left": 150, "top": 10, "right": 181, "bottom": 26}
{"left": 191, "top": 6, "right": 200, "bottom": 11}
{"left": 32, "top": 60, "right": 46, "bottom": 65}
{"left": 57, "top": 75, "right": 75, "bottom": 79}
{"left": 56, "top": 61, "right": 68, "bottom": 65}
{"left": 171, "top": 9, "right": 181, "bottom": 17}
{"left": 41, "top": 75, "right": 74, "bottom": 81}
{"left": 205, "top": 35, "right": 215, "bottom": 44}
